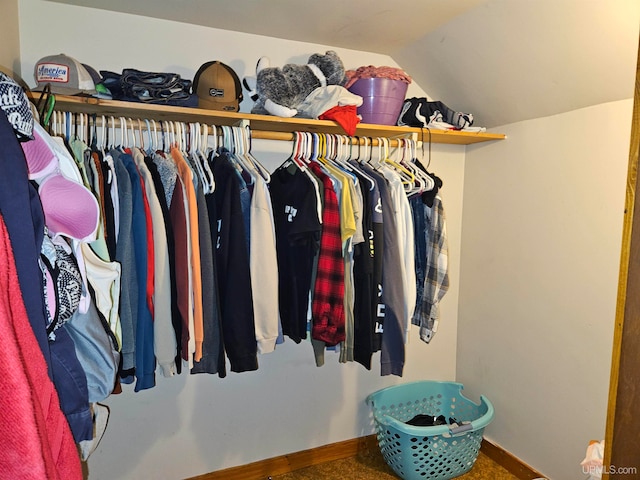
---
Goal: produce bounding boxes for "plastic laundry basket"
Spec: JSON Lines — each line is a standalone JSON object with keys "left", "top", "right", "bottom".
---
{"left": 366, "top": 381, "right": 494, "bottom": 480}
{"left": 348, "top": 78, "right": 408, "bottom": 126}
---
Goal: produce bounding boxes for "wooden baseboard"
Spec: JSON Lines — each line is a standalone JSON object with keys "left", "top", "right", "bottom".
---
{"left": 481, "top": 438, "right": 546, "bottom": 479}
{"left": 184, "top": 435, "right": 379, "bottom": 480}
{"left": 185, "top": 435, "right": 544, "bottom": 480}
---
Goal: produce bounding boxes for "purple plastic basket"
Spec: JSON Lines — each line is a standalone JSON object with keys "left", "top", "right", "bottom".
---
{"left": 349, "top": 78, "right": 408, "bottom": 126}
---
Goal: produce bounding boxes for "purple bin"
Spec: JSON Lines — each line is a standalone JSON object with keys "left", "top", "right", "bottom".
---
{"left": 348, "top": 78, "right": 408, "bottom": 126}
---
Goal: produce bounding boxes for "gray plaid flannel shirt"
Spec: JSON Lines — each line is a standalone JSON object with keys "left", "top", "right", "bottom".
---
{"left": 412, "top": 195, "right": 449, "bottom": 343}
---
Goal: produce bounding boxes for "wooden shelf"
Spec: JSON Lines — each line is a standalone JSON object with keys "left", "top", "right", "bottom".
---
{"left": 33, "top": 94, "right": 505, "bottom": 146}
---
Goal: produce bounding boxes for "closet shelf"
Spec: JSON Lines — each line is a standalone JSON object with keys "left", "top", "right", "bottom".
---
{"left": 37, "top": 94, "right": 506, "bottom": 146}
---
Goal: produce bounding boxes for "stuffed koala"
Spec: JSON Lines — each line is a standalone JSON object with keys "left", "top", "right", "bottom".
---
{"left": 249, "top": 50, "right": 347, "bottom": 117}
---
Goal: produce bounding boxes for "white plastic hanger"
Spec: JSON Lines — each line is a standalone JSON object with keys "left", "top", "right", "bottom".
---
{"left": 405, "top": 138, "right": 434, "bottom": 193}
{"left": 99, "top": 115, "right": 107, "bottom": 152}
{"left": 196, "top": 122, "right": 215, "bottom": 193}
{"left": 127, "top": 118, "right": 136, "bottom": 150}
{"left": 243, "top": 126, "right": 271, "bottom": 183}
{"left": 359, "top": 136, "right": 372, "bottom": 165}
{"left": 229, "top": 125, "right": 253, "bottom": 177}
{"left": 169, "top": 121, "right": 176, "bottom": 149}
{"left": 119, "top": 117, "right": 127, "bottom": 150}
{"left": 136, "top": 118, "right": 144, "bottom": 151}
{"left": 108, "top": 116, "right": 115, "bottom": 150}
{"left": 143, "top": 119, "right": 153, "bottom": 155}
{"left": 152, "top": 120, "right": 159, "bottom": 153}
{"left": 50, "top": 110, "right": 58, "bottom": 137}
{"left": 288, "top": 131, "right": 306, "bottom": 171}
{"left": 411, "top": 138, "right": 435, "bottom": 192}
{"left": 188, "top": 122, "right": 209, "bottom": 192}
{"left": 382, "top": 137, "right": 415, "bottom": 191}
{"left": 347, "top": 136, "right": 376, "bottom": 191}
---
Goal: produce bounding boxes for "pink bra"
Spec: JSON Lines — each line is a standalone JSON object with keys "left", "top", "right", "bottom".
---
{"left": 20, "top": 123, "right": 99, "bottom": 242}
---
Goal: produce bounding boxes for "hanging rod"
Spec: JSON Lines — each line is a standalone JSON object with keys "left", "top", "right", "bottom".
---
{"left": 249, "top": 130, "right": 417, "bottom": 147}
{"left": 48, "top": 109, "right": 420, "bottom": 148}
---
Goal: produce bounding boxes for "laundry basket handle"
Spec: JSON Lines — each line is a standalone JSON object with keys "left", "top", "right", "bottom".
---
{"left": 448, "top": 423, "right": 473, "bottom": 435}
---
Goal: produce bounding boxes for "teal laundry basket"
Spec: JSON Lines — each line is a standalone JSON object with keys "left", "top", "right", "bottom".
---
{"left": 366, "top": 381, "right": 494, "bottom": 480}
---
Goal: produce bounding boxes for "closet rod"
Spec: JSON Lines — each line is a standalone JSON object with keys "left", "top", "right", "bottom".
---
{"left": 249, "top": 129, "right": 418, "bottom": 147}
{"left": 50, "top": 111, "right": 419, "bottom": 148}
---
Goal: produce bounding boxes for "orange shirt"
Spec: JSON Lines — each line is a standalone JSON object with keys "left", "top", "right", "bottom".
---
{"left": 171, "top": 147, "right": 204, "bottom": 363}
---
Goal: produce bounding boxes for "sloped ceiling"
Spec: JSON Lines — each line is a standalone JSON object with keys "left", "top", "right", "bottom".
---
{"left": 47, "top": 0, "right": 640, "bottom": 128}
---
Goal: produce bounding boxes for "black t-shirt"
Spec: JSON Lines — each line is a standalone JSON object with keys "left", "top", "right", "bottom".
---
{"left": 351, "top": 168, "right": 376, "bottom": 369}
{"left": 270, "top": 161, "right": 321, "bottom": 343}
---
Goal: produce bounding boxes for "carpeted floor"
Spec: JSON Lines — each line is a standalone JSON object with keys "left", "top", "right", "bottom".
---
{"left": 271, "top": 447, "right": 519, "bottom": 480}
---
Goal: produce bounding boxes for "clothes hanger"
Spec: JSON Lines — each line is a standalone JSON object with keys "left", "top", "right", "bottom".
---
{"left": 162, "top": 121, "right": 170, "bottom": 152}
{"left": 143, "top": 119, "right": 152, "bottom": 155}
{"left": 187, "top": 122, "right": 209, "bottom": 192}
{"left": 178, "top": 121, "right": 186, "bottom": 153}
{"left": 229, "top": 125, "right": 254, "bottom": 178}
{"left": 57, "top": 110, "right": 64, "bottom": 140}
{"left": 360, "top": 136, "right": 372, "bottom": 166}
{"left": 405, "top": 138, "right": 434, "bottom": 193}
{"left": 335, "top": 134, "right": 356, "bottom": 173}
{"left": 35, "top": 83, "right": 55, "bottom": 130}
{"left": 120, "top": 117, "right": 128, "bottom": 150}
{"left": 98, "top": 115, "right": 106, "bottom": 153}
{"left": 182, "top": 122, "right": 189, "bottom": 153}
{"left": 195, "top": 122, "right": 215, "bottom": 193}
{"left": 50, "top": 110, "right": 58, "bottom": 137}
{"left": 395, "top": 138, "right": 421, "bottom": 194}
{"left": 169, "top": 121, "right": 176, "bottom": 150}
{"left": 347, "top": 136, "right": 376, "bottom": 191}
{"left": 107, "top": 116, "right": 114, "bottom": 150}
{"left": 220, "top": 125, "right": 243, "bottom": 174}
{"left": 88, "top": 114, "right": 94, "bottom": 146}
{"left": 77, "top": 112, "right": 84, "bottom": 143}
{"left": 242, "top": 126, "right": 271, "bottom": 183}
{"left": 151, "top": 120, "right": 158, "bottom": 153}
{"left": 291, "top": 131, "right": 304, "bottom": 168}
{"left": 364, "top": 136, "right": 380, "bottom": 168}
{"left": 61, "top": 111, "right": 67, "bottom": 140}
{"left": 409, "top": 135, "right": 438, "bottom": 193}
{"left": 173, "top": 121, "right": 180, "bottom": 151}
{"left": 135, "top": 118, "right": 142, "bottom": 151}
{"left": 89, "top": 114, "right": 96, "bottom": 148}
{"left": 231, "top": 125, "right": 264, "bottom": 185}
{"left": 284, "top": 130, "right": 305, "bottom": 171}
{"left": 210, "top": 124, "right": 218, "bottom": 154}
{"left": 127, "top": 117, "right": 136, "bottom": 150}
{"left": 389, "top": 138, "right": 422, "bottom": 192}
{"left": 382, "top": 137, "right": 415, "bottom": 191}
{"left": 297, "top": 131, "right": 310, "bottom": 165}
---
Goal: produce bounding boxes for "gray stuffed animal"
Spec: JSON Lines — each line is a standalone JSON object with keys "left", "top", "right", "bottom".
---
{"left": 248, "top": 50, "right": 347, "bottom": 117}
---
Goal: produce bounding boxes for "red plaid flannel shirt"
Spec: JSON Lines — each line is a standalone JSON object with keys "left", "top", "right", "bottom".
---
{"left": 309, "top": 162, "right": 345, "bottom": 346}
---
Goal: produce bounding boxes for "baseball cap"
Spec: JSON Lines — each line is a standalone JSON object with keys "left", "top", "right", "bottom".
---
{"left": 33, "top": 54, "right": 97, "bottom": 96}
{"left": 81, "top": 63, "right": 112, "bottom": 99}
{"left": 0, "top": 72, "right": 34, "bottom": 140}
{"left": 193, "top": 61, "right": 242, "bottom": 112}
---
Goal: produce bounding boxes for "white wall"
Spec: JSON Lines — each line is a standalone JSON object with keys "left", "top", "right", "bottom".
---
{"left": 18, "top": 1, "right": 464, "bottom": 479}
{"left": 17, "top": 0, "right": 425, "bottom": 112}
{"left": 458, "top": 100, "right": 632, "bottom": 479}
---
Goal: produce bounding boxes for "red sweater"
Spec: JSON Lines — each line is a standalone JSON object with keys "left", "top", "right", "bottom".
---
{"left": 0, "top": 214, "right": 82, "bottom": 480}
